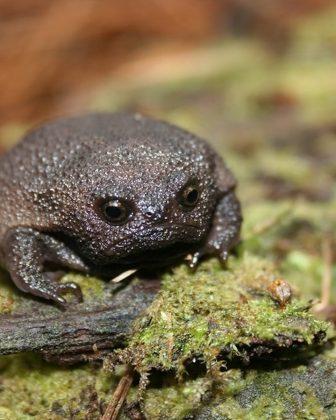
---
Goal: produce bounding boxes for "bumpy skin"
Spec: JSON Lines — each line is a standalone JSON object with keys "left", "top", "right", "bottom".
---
{"left": 0, "top": 113, "right": 242, "bottom": 305}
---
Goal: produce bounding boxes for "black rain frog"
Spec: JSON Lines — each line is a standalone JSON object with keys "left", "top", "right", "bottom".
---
{"left": 0, "top": 113, "right": 242, "bottom": 304}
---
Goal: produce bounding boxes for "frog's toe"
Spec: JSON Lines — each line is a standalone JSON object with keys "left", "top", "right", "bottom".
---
{"left": 190, "top": 243, "right": 230, "bottom": 268}
{"left": 219, "top": 248, "right": 229, "bottom": 264}
{"left": 57, "top": 282, "right": 83, "bottom": 303}
{"left": 188, "top": 251, "right": 202, "bottom": 269}
{"left": 188, "top": 248, "right": 212, "bottom": 269}
{"left": 52, "top": 294, "right": 67, "bottom": 306}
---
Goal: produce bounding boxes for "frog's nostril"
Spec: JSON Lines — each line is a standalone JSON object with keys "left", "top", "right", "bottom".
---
{"left": 144, "top": 207, "right": 164, "bottom": 221}
{"left": 143, "top": 204, "right": 166, "bottom": 221}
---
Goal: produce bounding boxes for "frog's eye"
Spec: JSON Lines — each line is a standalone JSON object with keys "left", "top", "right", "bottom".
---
{"left": 102, "top": 199, "right": 130, "bottom": 224}
{"left": 179, "top": 184, "right": 200, "bottom": 209}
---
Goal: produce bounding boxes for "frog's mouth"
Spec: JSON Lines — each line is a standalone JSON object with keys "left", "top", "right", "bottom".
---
{"left": 105, "top": 223, "right": 204, "bottom": 266}
{"left": 117, "top": 242, "right": 197, "bottom": 266}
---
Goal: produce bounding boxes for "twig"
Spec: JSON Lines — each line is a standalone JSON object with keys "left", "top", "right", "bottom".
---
{"left": 111, "top": 269, "right": 138, "bottom": 283}
{"left": 102, "top": 365, "right": 134, "bottom": 420}
{"left": 0, "top": 281, "right": 158, "bottom": 363}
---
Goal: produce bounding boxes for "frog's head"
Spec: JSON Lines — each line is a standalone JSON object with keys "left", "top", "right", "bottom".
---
{"left": 55, "top": 138, "right": 222, "bottom": 268}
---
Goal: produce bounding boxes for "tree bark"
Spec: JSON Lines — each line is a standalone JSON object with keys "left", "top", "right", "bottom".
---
{"left": 0, "top": 279, "right": 159, "bottom": 364}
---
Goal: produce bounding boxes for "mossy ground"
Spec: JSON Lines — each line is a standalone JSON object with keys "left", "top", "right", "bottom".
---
{"left": 131, "top": 350, "right": 336, "bottom": 420}
{"left": 118, "top": 255, "right": 327, "bottom": 375}
{"left": 0, "top": 354, "right": 114, "bottom": 419}
{"left": 0, "top": 7, "right": 335, "bottom": 419}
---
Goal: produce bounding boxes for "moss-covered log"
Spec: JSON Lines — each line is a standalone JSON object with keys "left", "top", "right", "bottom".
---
{"left": 117, "top": 255, "right": 328, "bottom": 376}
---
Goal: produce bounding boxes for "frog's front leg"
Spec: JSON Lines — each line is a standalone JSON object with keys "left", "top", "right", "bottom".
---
{"left": 2, "top": 227, "right": 88, "bottom": 305}
{"left": 190, "top": 190, "right": 242, "bottom": 268}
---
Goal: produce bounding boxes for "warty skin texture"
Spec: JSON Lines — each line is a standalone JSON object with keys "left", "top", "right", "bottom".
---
{"left": 0, "top": 113, "right": 242, "bottom": 305}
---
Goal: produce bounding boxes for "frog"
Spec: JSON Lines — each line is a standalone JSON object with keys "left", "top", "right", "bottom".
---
{"left": 0, "top": 113, "right": 242, "bottom": 305}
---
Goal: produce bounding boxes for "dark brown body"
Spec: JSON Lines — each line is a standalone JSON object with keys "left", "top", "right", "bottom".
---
{"left": 0, "top": 113, "right": 242, "bottom": 304}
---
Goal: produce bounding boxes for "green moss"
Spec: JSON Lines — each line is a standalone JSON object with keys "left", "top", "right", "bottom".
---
{"left": 0, "top": 269, "right": 16, "bottom": 314}
{"left": 0, "top": 354, "right": 114, "bottom": 419}
{"left": 125, "top": 376, "right": 215, "bottom": 420}
{"left": 119, "top": 255, "right": 328, "bottom": 374}
{"left": 197, "top": 353, "right": 336, "bottom": 420}
{"left": 121, "top": 349, "right": 336, "bottom": 419}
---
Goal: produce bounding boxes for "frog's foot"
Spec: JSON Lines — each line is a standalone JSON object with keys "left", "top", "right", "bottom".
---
{"left": 188, "top": 190, "right": 242, "bottom": 270}
{"left": 188, "top": 243, "right": 229, "bottom": 270}
{"left": 2, "top": 227, "right": 85, "bottom": 306}
{"left": 15, "top": 271, "right": 83, "bottom": 306}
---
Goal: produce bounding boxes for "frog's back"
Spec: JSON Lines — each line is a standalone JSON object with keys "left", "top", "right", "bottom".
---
{"left": 1, "top": 113, "right": 207, "bottom": 182}
{"left": 2, "top": 112, "right": 201, "bottom": 165}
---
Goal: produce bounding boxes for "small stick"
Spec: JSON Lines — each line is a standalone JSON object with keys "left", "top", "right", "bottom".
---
{"left": 101, "top": 365, "right": 134, "bottom": 420}
{"left": 111, "top": 269, "right": 138, "bottom": 283}
{"left": 314, "top": 232, "right": 333, "bottom": 313}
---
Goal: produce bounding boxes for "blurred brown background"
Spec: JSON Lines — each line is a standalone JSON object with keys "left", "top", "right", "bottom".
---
{"left": 1, "top": 0, "right": 334, "bottom": 127}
